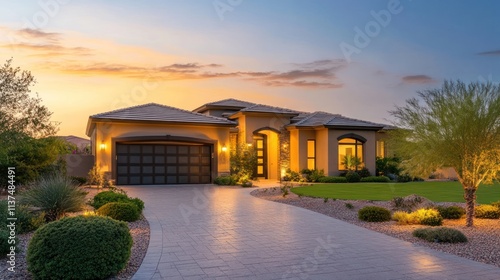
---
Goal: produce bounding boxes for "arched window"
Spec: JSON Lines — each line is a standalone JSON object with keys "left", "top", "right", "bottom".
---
{"left": 338, "top": 137, "right": 364, "bottom": 170}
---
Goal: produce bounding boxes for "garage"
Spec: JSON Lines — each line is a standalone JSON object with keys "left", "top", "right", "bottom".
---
{"left": 115, "top": 143, "right": 212, "bottom": 185}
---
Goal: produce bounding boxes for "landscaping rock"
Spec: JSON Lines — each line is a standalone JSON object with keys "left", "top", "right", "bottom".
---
{"left": 391, "top": 194, "right": 435, "bottom": 212}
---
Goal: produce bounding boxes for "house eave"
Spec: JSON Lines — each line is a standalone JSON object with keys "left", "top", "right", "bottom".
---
{"left": 89, "top": 118, "right": 237, "bottom": 128}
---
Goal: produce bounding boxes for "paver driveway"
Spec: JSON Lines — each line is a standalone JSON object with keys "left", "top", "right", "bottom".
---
{"left": 124, "top": 185, "right": 500, "bottom": 280}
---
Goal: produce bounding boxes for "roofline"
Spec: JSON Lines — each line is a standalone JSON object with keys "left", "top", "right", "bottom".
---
{"left": 86, "top": 117, "right": 237, "bottom": 137}
{"left": 193, "top": 104, "right": 250, "bottom": 114}
{"left": 324, "top": 124, "right": 385, "bottom": 130}
{"left": 286, "top": 124, "right": 386, "bottom": 131}
{"left": 228, "top": 111, "right": 301, "bottom": 119}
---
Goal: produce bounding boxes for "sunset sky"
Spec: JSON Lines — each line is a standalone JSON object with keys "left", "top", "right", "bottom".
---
{"left": 1, "top": 0, "right": 499, "bottom": 138}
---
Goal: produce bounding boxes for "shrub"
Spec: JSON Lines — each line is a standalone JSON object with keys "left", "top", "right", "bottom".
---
{"left": 70, "top": 176, "right": 87, "bottom": 186}
{"left": 1, "top": 202, "right": 44, "bottom": 234}
{"left": 413, "top": 227, "right": 467, "bottom": 243}
{"left": 97, "top": 202, "right": 140, "bottom": 222}
{"left": 360, "top": 176, "right": 390, "bottom": 183}
{"left": 491, "top": 200, "right": 500, "bottom": 209}
{"left": 390, "top": 194, "right": 433, "bottom": 212}
{"left": 87, "top": 165, "right": 104, "bottom": 187}
{"left": 283, "top": 169, "right": 301, "bottom": 182}
{"left": 27, "top": 216, "right": 132, "bottom": 280}
{"left": 16, "top": 205, "right": 46, "bottom": 234}
{"left": 475, "top": 205, "right": 500, "bottom": 219}
{"left": 436, "top": 206, "right": 465, "bottom": 220}
{"left": 345, "top": 203, "right": 354, "bottom": 209}
{"left": 20, "top": 174, "right": 87, "bottom": 221}
{"left": 357, "top": 167, "right": 371, "bottom": 178}
{"left": 392, "top": 209, "right": 443, "bottom": 226}
{"left": 392, "top": 211, "right": 416, "bottom": 225}
{"left": 396, "top": 173, "right": 413, "bottom": 182}
{"left": 346, "top": 171, "right": 361, "bottom": 183}
{"left": 358, "top": 206, "right": 391, "bottom": 222}
{"left": 0, "top": 229, "right": 17, "bottom": 255}
{"left": 213, "top": 175, "right": 237, "bottom": 185}
{"left": 300, "top": 169, "right": 325, "bottom": 182}
{"left": 90, "top": 190, "right": 144, "bottom": 212}
{"left": 412, "top": 208, "right": 443, "bottom": 226}
{"left": 375, "top": 156, "right": 401, "bottom": 177}
{"left": 318, "top": 176, "right": 348, "bottom": 183}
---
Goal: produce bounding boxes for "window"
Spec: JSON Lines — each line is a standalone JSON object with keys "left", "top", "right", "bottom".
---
{"left": 376, "top": 141, "right": 385, "bottom": 158}
{"left": 307, "top": 140, "right": 315, "bottom": 170}
{"left": 338, "top": 138, "right": 363, "bottom": 170}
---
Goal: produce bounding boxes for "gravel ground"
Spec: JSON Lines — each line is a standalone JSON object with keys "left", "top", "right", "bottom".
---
{"left": 0, "top": 187, "right": 150, "bottom": 280}
{"left": 251, "top": 187, "right": 500, "bottom": 268}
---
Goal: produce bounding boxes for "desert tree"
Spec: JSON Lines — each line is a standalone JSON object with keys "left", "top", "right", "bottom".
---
{"left": 0, "top": 58, "right": 57, "bottom": 138}
{"left": 0, "top": 59, "right": 65, "bottom": 187}
{"left": 389, "top": 80, "right": 500, "bottom": 227}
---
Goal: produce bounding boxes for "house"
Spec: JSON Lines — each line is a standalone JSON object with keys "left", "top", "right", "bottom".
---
{"left": 86, "top": 98, "right": 390, "bottom": 185}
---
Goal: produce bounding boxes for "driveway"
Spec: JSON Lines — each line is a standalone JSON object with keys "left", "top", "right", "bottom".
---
{"left": 123, "top": 185, "right": 500, "bottom": 279}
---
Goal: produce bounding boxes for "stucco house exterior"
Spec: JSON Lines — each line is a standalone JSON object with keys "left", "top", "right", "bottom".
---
{"left": 86, "top": 98, "right": 390, "bottom": 185}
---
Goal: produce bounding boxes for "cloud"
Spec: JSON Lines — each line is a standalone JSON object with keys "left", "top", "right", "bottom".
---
{"left": 401, "top": 75, "right": 436, "bottom": 84}
{"left": 477, "top": 49, "right": 500, "bottom": 56}
{"left": 16, "top": 28, "right": 60, "bottom": 42}
{"left": 0, "top": 26, "right": 345, "bottom": 89}
{"left": 56, "top": 60, "right": 346, "bottom": 88}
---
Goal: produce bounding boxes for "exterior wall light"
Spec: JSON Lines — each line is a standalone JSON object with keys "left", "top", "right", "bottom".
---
{"left": 221, "top": 145, "right": 228, "bottom": 152}
{"left": 100, "top": 143, "right": 106, "bottom": 151}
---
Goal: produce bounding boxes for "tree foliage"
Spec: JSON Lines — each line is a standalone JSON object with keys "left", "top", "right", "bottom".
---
{"left": 0, "top": 59, "right": 64, "bottom": 187}
{"left": 389, "top": 80, "right": 500, "bottom": 226}
{"left": 0, "top": 59, "right": 57, "bottom": 137}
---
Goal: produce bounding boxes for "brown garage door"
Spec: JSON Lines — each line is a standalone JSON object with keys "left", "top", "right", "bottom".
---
{"left": 116, "top": 143, "right": 212, "bottom": 185}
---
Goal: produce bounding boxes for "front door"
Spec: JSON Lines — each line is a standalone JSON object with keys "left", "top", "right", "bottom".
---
{"left": 255, "top": 136, "right": 267, "bottom": 178}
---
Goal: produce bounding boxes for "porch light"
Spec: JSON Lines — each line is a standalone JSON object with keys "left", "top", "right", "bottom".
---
{"left": 100, "top": 143, "right": 106, "bottom": 151}
{"left": 221, "top": 145, "right": 228, "bottom": 152}
{"left": 247, "top": 143, "right": 253, "bottom": 147}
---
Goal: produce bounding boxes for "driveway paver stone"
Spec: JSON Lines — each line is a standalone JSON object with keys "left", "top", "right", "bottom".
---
{"left": 125, "top": 185, "right": 500, "bottom": 280}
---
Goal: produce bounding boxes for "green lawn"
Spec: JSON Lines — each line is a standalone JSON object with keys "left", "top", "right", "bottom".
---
{"left": 291, "top": 181, "right": 500, "bottom": 204}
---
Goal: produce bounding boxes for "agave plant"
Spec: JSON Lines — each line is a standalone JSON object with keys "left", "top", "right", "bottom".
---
{"left": 21, "top": 174, "right": 88, "bottom": 221}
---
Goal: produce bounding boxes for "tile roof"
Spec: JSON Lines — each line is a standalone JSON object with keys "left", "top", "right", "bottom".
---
{"left": 292, "top": 111, "right": 385, "bottom": 129}
{"left": 204, "top": 98, "right": 257, "bottom": 108}
{"left": 239, "top": 104, "right": 302, "bottom": 115}
{"left": 91, "top": 103, "right": 236, "bottom": 125}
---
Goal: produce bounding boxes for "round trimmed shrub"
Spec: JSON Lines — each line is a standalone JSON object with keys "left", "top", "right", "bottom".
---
{"left": 475, "top": 205, "right": 500, "bottom": 219}
{"left": 346, "top": 171, "right": 361, "bottom": 183}
{"left": 97, "top": 202, "right": 140, "bottom": 222}
{"left": 27, "top": 216, "right": 132, "bottom": 280}
{"left": 413, "top": 227, "right": 467, "bottom": 243}
{"left": 91, "top": 191, "right": 144, "bottom": 212}
{"left": 436, "top": 206, "right": 465, "bottom": 220}
{"left": 358, "top": 206, "right": 391, "bottom": 222}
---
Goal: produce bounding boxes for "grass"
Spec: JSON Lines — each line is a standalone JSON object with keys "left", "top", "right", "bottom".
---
{"left": 291, "top": 181, "right": 500, "bottom": 204}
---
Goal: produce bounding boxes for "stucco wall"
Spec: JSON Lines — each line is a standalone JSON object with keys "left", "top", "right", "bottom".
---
{"left": 316, "top": 128, "right": 330, "bottom": 174}
{"left": 91, "top": 121, "right": 231, "bottom": 177}
{"left": 242, "top": 115, "right": 290, "bottom": 144}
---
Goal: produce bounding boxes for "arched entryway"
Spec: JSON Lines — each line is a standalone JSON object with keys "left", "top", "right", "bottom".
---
{"left": 253, "top": 127, "right": 280, "bottom": 180}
